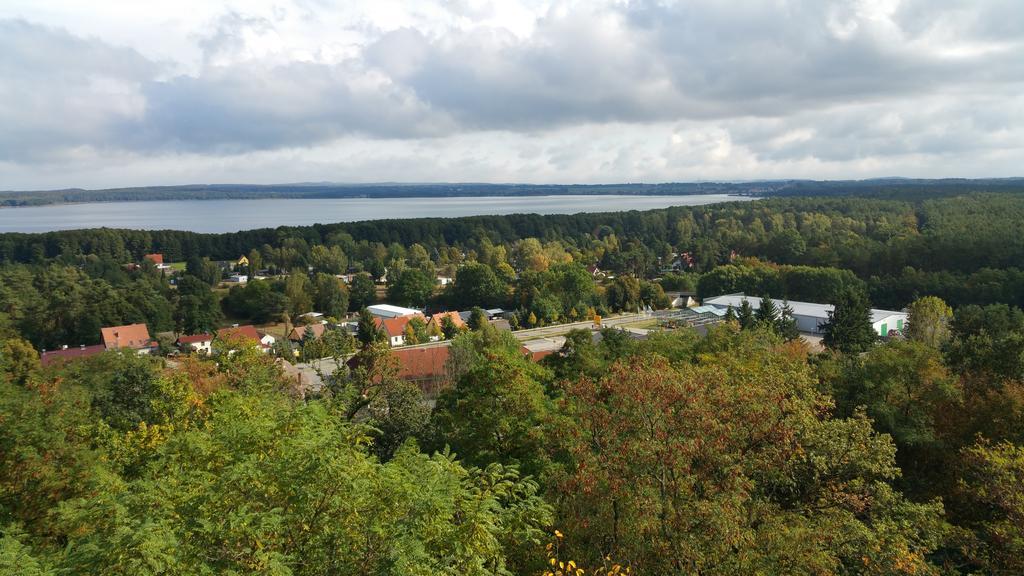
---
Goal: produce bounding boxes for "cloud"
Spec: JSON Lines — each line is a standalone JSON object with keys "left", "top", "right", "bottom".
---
{"left": 0, "top": 0, "right": 1022, "bottom": 188}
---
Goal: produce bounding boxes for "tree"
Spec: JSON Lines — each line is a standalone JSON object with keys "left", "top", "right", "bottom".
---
{"left": 724, "top": 305, "right": 738, "bottom": 324}
{"left": 432, "top": 350, "right": 551, "bottom": 477}
{"left": 284, "top": 271, "right": 312, "bottom": 319}
{"left": 754, "top": 295, "right": 778, "bottom": 328}
{"left": 356, "top": 308, "right": 383, "bottom": 346}
{"left": 957, "top": 440, "right": 1024, "bottom": 575}
{"left": 822, "top": 287, "right": 876, "bottom": 354}
{"left": 737, "top": 299, "right": 754, "bottom": 329}
{"left": 468, "top": 307, "right": 487, "bottom": 331}
{"left": 776, "top": 300, "right": 800, "bottom": 341}
{"left": 550, "top": 347, "right": 945, "bottom": 574}
{"left": 387, "top": 268, "right": 435, "bottom": 308}
{"left": 906, "top": 296, "right": 953, "bottom": 348}
{"left": 347, "top": 273, "right": 376, "bottom": 311}
{"left": 174, "top": 274, "right": 223, "bottom": 334}
{"left": 1, "top": 337, "right": 38, "bottom": 386}
{"left": 309, "top": 244, "right": 348, "bottom": 274}
{"left": 312, "top": 273, "right": 349, "bottom": 319}
{"left": 451, "top": 263, "right": 506, "bottom": 309}
{"left": 439, "top": 315, "right": 461, "bottom": 340}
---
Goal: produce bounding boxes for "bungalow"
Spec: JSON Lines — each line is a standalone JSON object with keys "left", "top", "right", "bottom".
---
{"left": 217, "top": 325, "right": 273, "bottom": 353}
{"left": 101, "top": 323, "right": 158, "bottom": 354}
{"left": 228, "top": 274, "right": 248, "bottom": 284}
{"left": 375, "top": 314, "right": 425, "bottom": 347}
{"left": 176, "top": 333, "right": 213, "bottom": 355}
{"left": 40, "top": 344, "right": 106, "bottom": 367}
{"left": 586, "top": 264, "right": 607, "bottom": 279}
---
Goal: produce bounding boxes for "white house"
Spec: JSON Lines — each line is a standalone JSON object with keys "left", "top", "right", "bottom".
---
{"left": 702, "top": 294, "right": 907, "bottom": 336}
{"left": 437, "top": 276, "right": 453, "bottom": 287}
{"left": 366, "top": 304, "right": 421, "bottom": 319}
{"left": 176, "top": 333, "right": 213, "bottom": 355}
{"left": 259, "top": 332, "right": 276, "bottom": 349}
{"left": 228, "top": 274, "right": 248, "bottom": 284}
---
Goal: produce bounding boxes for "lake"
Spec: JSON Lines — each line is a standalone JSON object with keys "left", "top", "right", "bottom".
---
{"left": 0, "top": 194, "right": 754, "bottom": 233}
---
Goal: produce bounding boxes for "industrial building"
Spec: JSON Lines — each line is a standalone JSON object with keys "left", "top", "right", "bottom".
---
{"left": 702, "top": 294, "right": 907, "bottom": 337}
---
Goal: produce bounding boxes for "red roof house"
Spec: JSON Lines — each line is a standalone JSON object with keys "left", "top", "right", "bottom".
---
{"left": 144, "top": 253, "right": 164, "bottom": 265}
{"left": 40, "top": 344, "right": 106, "bottom": 367}
{"left": 101, "top": 323, "right": 156, "bottom": 352}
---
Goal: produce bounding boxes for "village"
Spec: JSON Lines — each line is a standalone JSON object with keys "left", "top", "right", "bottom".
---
{"left": 40, "top": 251, "right": 909, "bottom": 396}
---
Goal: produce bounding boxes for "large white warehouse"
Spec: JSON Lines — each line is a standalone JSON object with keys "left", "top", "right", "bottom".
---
{"left": 702, "top": 294, "right": 907, "bottom": 336}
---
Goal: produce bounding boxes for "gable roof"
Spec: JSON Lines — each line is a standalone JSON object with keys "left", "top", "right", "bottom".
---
{"left": 144, "top": 253, "right": 163, "bottom": 265}
{"left": 702, "top": 294, "right": 906, "bottom": 323}
{"left": 289, "top": 323, "right": 328, "bottom": 341}
{"left": 427, "top": 311, "right": 466, "bottom": 329}
{"left": 176, "top": 333, "right": 213, "bottom": 344}
{"left": 375, "top": 314, "right": 425, "bottom": 337}
{"left": 41, "top": 344, "right": 106, "bottom": 367}
{"left": 101, "top": 323, "right": 153, "bottom": 350}
{"left": 217, "top": 325, "right": 261, "bottom": 342}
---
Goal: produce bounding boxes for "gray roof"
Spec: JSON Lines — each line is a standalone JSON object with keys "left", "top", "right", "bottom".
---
{"left": 703, "top": 294, "right": 905, "bottom": 324}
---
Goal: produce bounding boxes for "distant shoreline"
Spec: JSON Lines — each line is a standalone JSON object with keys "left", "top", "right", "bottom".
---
{"left": 2, "top": 178, "right": 1021, "bottom": 208}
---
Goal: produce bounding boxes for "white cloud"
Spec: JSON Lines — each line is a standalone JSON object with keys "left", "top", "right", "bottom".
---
{"left": 0, "top": 0, "right": 1022, "bottom": 189}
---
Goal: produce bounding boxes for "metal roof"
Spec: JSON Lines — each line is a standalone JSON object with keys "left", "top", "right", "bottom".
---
{"left": 702, "top": 294, "right": 905, "bottom": 324}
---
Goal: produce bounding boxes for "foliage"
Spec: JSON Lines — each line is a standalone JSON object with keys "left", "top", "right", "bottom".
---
{"left": 906, "top": 296, "right": 953, "bottom": 348}
{"left": 821, "top": 287, "right": 877, "bottom": 354}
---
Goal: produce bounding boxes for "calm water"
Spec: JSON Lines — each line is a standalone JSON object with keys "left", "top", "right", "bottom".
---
{"left": 0, "top": 194, "right": 753, "bottom": 233}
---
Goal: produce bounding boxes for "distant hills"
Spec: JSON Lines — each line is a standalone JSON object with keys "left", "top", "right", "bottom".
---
{"left": 2, "top": 178, "right": 1022, "bottom": 207}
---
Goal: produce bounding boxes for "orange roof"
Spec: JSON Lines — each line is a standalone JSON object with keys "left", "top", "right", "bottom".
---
{"left": 427, "top": 311, "right": 466, "bottom": 329}
{"left": 176, "top": 333, "right": 213, "bottom": 344}
{"left": 217, "top": 325, "right": 261, "bottom": 342}
{"left": 375, "top": 314, "right": 425, "bottom": 337}
{"left": 144, "top": 253, "right": 164, "bottom": 265}
{"left": 101, "top": 323, "right": 153, "bottom": 350}
{"left": 391, "top": 346, "right": 450, "bottom": 380}
{"left": 289, "top": 323, "right": 328, "bottom": 341}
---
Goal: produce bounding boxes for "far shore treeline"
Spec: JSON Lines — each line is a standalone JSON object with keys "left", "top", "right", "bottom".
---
{"left": 1, "top": 177, "right": 1023, "bottom": 207}
{"left": 2, "top": 192, "right": 1024, "bottom": 314}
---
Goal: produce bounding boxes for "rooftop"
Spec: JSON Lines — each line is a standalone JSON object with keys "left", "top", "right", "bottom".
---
{"left": 702, "top": 294, "right": 905, "bottom": 323}
{"left": 366, "top": 304, "right": 421, "bottom": 317}
{"left": 100, "top": 323, "right": 154, "bottom": 350}
{"left": 41, "top": 344, "right": 106, "bottom": 366}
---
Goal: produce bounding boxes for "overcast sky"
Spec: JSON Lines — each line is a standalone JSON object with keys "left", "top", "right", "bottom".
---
{"left": 1, "top": 0, "right": 1022, "bottom": 190}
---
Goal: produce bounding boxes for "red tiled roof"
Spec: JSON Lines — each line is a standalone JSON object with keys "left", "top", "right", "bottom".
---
{"left": 375, "top": 314, "right": 425, "bottom": 337}
{"left": 144, "top": 253, "right": 164, "bottom": 265}
{"left": 217, "top": 325, "right": 261, "bottom": 342}
{"left": 40, "top": 344, "right": 106, "bottom": 367}
{"left": 289, "top": 323, "right": 327, "bottom": 341}
{"left": 391, "top": 346, "right": 450, "bottom": 381}
{"left": 101, "top": 323, "right": 153, "bottom": 350}
{"left": 176, "top": 333, "right": 213, "bottom": 344}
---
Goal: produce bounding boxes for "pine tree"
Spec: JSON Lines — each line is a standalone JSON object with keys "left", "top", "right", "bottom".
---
{"left": 755, "top": 295, "right": 778, "bottom": 328}
{"left": 776, "top": 300, "right": 800, "bottom": 341}
{"left": 738, "top": 300, "right": 754, "bottom": 330}
{"left": 821, "top": 288, "right": 876, "bottom": 354}
{"left": 724, "top": 306, "right": 738, "bottom": 324}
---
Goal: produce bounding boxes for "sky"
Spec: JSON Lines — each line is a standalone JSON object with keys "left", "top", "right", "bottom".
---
{"left": 1, "top": 0, "right": 1022, "bottom": 190}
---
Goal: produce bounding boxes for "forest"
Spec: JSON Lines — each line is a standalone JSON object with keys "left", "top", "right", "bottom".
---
{"left": 2, "top": 191, "right": 1024, "bottom": 574}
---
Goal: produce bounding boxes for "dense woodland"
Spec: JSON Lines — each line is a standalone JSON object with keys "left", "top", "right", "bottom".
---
{"left": 2, "top": 191, "right": 1024, "bottom": 574}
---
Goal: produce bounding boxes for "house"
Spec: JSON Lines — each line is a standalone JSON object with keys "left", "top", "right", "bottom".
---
{"left": 436, "top": 276, "right": 453, "bottom": 287}
{"left": 176, "top": 333, "right": 213, "bottom": 355}
{"left": 217, "top": 325, "right": 273, "bottom": 353}
{"left": 374, "top": 314, "right": 426, "bottom": 347}
{"left": 260, "top": 332, "right": 276, "bottom": 349}
{"left": 490, "top": 318, "right": 512, "bottom": 332}
{"left": 520, "top": 337, "right": 566, "bottom": 363}
{"left": 484, "top": 308, "right": 507, "bottom": 320}
{"left": 702, "top": 294, "right": 908, "bottom": 337}
{"left": 101, "top": 323, "right": 158, "bottom": 354}
{"left": 586, "top": 265, "right": 607, "bottom": 279}
{"left": 237, "top": 255, "right": 249, "bottom": 268}
{"left": 366, "top": 304, "right": 421, "bottom": 319}
{"left": 144, "top": 253, "right": 164, "bottom": 266}
{"left": 289, "top": 323, "right": 328, "bottom": 342}
{"left": 228, "top": 274, "right": 248, "bottom": 284}
{"left": 426, "top": 311, "right": 466, "bottom": 339}
{"left": 40, "top": 344, "right": 106, "bottom": 367}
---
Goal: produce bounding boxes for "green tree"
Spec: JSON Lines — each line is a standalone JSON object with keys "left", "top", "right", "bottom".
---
{"left": 312, "top": 273, "right": 349, "bottom": 319}
{"left": 957, "top": 440, "right": 1024, "bottom": 575}
{"left": 347, "top": 273, "right": 376, "bottom": 311}
{"left": 356, "top": 308, "right": 384, "bottom": 346}
{"left": 822, "top": 287, "right": 876, "bottom": 354}
{"left": 468, "top": 306, "right": 487, "bottom": 331}
{"left": 775, "top": 300, "right": 800, "bottom": 341}
{"left": 737, "top": 299, "right": 754, "bottom": 329}
{"left": 432, "top": 351, "right": 550, "bottom": 477}
{"left": 754, "top": 295, "right": 778, "bottom": 328}
{"left": 1, "top": 337, "right": 38, "bottom": 386}
{"left": 387, "top": 268, "right": 435, "bottom": 308}
{"left": 451, "top": 263, "right": 507, "bottom": 309}
{"left": 174, "top": 274, "right": 223, "bottom": 334}
{"left": 906, "top": 296, "right": 953, "bottom": 348}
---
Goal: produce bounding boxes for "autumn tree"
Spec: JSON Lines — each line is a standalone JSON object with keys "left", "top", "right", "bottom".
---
{"left": 906, "top": 296, "right": 953, "bottom": 348}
